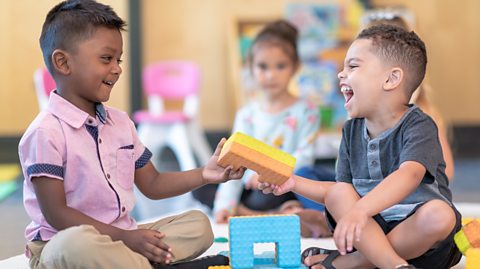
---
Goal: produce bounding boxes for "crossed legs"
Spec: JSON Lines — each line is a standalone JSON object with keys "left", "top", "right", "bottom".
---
{"left": 304, "top": 183, "right": 456, "bottom": 269}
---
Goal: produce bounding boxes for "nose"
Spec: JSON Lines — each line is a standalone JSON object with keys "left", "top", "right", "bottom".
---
{"left": 265, "top": 68, "right": 276, "bottom": 80}
{"left": 113, "top": 62, "right": 122, "bottom": 75}
{"left": 337, "top": 68, "right": 346, "bottom": 80}
{"left": 337, "top": 68, "right": 345, "bottom": 80}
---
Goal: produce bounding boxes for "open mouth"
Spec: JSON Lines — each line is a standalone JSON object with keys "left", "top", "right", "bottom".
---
{"left": 102, "top": 80, "right": 114, "bottom": 86}
{"left": 341, "top": 86, "right": 354, "bottom": 104}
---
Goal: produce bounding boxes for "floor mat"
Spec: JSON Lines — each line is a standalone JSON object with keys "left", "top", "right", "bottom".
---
{"left": 0, "top": 164, "right": 20, "bottom": 202}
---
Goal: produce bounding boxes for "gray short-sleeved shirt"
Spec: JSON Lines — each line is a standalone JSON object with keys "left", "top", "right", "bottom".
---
{"left": 336, "top": 105, "right": 452, "bottom": 221}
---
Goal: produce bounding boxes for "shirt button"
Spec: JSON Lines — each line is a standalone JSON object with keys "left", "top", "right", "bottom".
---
{"left": 98, "top": 138, "right": 102, "bottom": 144}
{"left": 369, "top": 144, "right": 376, "bottom": 150}
{"left": 122, "top": 206, "right": 126, "bottom": 212}
{"left": 88, "top": 119, "right": 93, "bottom": 124}
{"left": 371, "top": 160, "right": 377, "bottom": 166}
{"left": 106, "top": 173, "right": 111, "bottom": 179}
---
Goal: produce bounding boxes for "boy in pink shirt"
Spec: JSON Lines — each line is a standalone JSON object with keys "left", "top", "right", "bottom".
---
{"left": 19, "top": 1, "right": 244, "bottom": 268}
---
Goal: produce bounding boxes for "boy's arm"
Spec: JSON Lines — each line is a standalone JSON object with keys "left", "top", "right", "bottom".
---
{"left": 334, "top": 161, "right": 425, "bottom": 255}
{"left": 292, "top": 175, "right": 336, "bottom": 205}
{"left": 259, "top": 174, "right": 335, "bottom": 205}
{"left": 352, "top": 161, "right": 425, "bottom": 217}
{"left": 135, "top": 138, "right": 245, "bottom": 200}
{"left": 32, "top": 177, "right": 125, "bottom": 238}
{"left": 32, "top": 176, "right": 173, "bottom": 263}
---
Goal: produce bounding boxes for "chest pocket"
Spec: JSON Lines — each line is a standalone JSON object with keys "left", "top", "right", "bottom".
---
{"left": 116, "top": 145, "right": 135, "bottom": 190}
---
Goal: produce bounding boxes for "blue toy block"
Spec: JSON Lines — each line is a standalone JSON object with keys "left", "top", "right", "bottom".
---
{"left": 229, "top": 215, "right": 302, "bottom": 269}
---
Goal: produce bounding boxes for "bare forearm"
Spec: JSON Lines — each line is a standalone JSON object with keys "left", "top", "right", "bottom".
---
{"left": 354, "top": 161, "right": 423, "bottom": 216}
{"left": 142, "top": 168, "right": 205, "bottom": 199}
{"left": 45, "top": 205, "right": 124, "bottom": 241}
{"left": 292, "top": 175, "right": 335, "bottom": 205}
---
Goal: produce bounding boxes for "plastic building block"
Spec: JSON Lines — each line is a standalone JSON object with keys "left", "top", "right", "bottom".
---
{"left": 466, "top": 248, "right": 480, "bottom": 269}
{"left": 228, "top": 215, "right": 302, "bottom": 269}
{"left": 455, "top": 219, "right": 480, "bottom": 254}
{"left": 218, "top": 132, "right": 296, "bottom": 185}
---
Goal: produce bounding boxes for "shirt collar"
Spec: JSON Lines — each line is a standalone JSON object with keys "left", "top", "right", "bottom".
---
{"left": 363, "top": 104, "right": 418, "bottom": 140}
{"left": 48, "top": 91, "right": 114, "bottom": 128}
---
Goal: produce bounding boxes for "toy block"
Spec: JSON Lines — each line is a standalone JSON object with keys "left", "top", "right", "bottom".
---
{"left": 465, "top": 248, "right": 480, "bottom": 269}
{"left": 208, "top": 266, "right": 231, "bottom": 269}
{"left": 455, "top": 219, "right": 480, "bottom": 254}
{"left": 463, "top": 218, "right": 475, "bottom": 226}
{"left": 218, "top": 132, "right": 296, "bottom": 185}
{"left": 229, "top": 215, "right": 301, "bottom": 269}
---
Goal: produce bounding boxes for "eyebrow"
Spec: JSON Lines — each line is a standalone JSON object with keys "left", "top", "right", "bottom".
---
{"left": 345, "top": 57, "right": 363, "bottom": 65}
{"left": 101, "top": 46, "right": 122, "bottom": 54}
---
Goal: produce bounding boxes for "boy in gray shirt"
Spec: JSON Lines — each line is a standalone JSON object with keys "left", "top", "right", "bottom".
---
{"left": 259, "top": 24, "right": 461, "bottom": 269}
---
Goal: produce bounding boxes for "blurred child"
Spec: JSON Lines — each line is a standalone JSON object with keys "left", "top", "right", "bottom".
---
{"left": 362, "top": 10, "right": 455, "bottom": 181}
{"left": 19, "top": 1, "right": 244, "bottom": 268}
{"left": 213, "top": 19, "right": 334, "bottom": 238}
{"left": 260, "top": 24, "right": 462, "bottom": 269}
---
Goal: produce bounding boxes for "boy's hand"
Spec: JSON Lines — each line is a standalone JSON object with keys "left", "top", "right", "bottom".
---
{"left": 333, "top": 209, "right": 368, "bottom": 255}
{"left": 257, "top": 176, "right": 295, "bottom": 196}
{"left": 203, "top": 138, "right": 245, "bottom": 184}
{"left": 121, "top": 229, "right": 173, "bottom": 264}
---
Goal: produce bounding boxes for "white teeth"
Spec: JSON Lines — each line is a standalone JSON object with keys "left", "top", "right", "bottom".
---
{"left": 103, "top": 80, "right": 113, "bottom": 86}
{"left": 341, "top": 86, "right": 353, "bottom": 93}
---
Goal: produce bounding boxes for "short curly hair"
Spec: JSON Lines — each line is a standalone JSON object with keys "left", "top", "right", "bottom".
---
{"left": 357, "top": 24, "right": 427, "bottom": 99}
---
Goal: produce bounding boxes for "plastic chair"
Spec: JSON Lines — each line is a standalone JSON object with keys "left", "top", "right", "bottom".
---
{"left": 133, "top": 60, "right": 212, "bottom": 219}
{"left": 33, "top": 68, "right": 56, "bottom": 111}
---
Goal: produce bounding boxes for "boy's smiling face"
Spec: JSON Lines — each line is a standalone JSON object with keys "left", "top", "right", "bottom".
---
{"left": 61, "top": 26, "right": 123, "bottom": 113}
{"left": 338, "top": 39, "right": 392, "bottom": 119}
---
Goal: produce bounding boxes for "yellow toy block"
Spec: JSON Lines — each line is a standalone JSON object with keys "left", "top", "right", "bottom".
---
{"left": 218, "top": 132, "right": 296, "bottom": 185}
{"left": 463, "top": 218, "right": 475, "bottom": 226}
{"left": 208, "top": 266, "right": 231, "bottom": 269}
{"left": 455, "top": 219, "right": 480, "bottom": 254}
{"left": 465, "top": 248, "right": 480, "bottom": 269}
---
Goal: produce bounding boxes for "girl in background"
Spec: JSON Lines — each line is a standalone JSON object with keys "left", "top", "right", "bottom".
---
{"left": 213, "top": 19, "right": 334, "bottom": 238}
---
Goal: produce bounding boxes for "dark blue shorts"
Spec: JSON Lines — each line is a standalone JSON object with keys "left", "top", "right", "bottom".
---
{"left": 325, "top": 203, "right": 462, "bottom": 269}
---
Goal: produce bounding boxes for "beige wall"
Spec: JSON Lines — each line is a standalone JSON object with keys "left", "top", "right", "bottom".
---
{"left": 0, "top": 0, "right": 129, "bottom": 136}
{"left": 373, "top": 0, "right": 480, "bottom": 125}
{"left": 141, "top": 0, "right": 286, "bottom": 130}
{"left": 142, "top": 0, "right": 480, "bottom": 131}
{"left": 1, "top": 0, "right": 479, "bottom": 136}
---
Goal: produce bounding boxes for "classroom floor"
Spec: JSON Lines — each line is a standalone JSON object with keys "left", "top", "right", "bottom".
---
{"left": 0, "top": 157, "right": 479, "bottom": 260}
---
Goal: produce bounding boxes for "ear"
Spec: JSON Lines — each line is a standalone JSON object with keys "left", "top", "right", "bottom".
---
{"left": 383, "top": 67, "right": 403, "bottom": 91}
{"left": 51, "top": 49, "right": 70, "bottom": 75}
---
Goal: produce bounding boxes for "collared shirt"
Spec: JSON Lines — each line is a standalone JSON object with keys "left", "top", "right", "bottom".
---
{"left": 336, "top": 105, "right": 452, "bottom": 221}
{"left": 19, "top": 92, "right": 152, "bottom": 241}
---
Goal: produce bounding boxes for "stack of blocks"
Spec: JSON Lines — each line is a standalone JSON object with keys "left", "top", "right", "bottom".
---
{"left": 209, "top": 215, "right": 306, "bottom": 269}
{"left": 217, "top": 132, "right": 296, "bottom": 185}
{"left": 454, "top": 218, "right": 480, "bottom": 269}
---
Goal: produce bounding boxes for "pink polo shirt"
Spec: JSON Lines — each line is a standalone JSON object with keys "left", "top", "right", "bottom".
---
{"left": 19, "top": 92, "right": 152, "bottom": 242}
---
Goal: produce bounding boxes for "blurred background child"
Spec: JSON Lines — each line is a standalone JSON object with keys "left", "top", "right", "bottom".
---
{"left": 213, "top": 19, "right": 335, "bottom": 238}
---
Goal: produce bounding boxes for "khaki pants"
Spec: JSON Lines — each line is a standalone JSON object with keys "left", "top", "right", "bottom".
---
{"left": 27, "top": 210, "right": 214, "bottom": 269}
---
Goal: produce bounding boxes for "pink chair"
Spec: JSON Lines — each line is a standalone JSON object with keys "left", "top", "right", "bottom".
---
{"left": 133, "top": 61, "right": 212, "bottom": 218}
{"left": 33, "top": 68, "right": 56, "bottom": 111}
